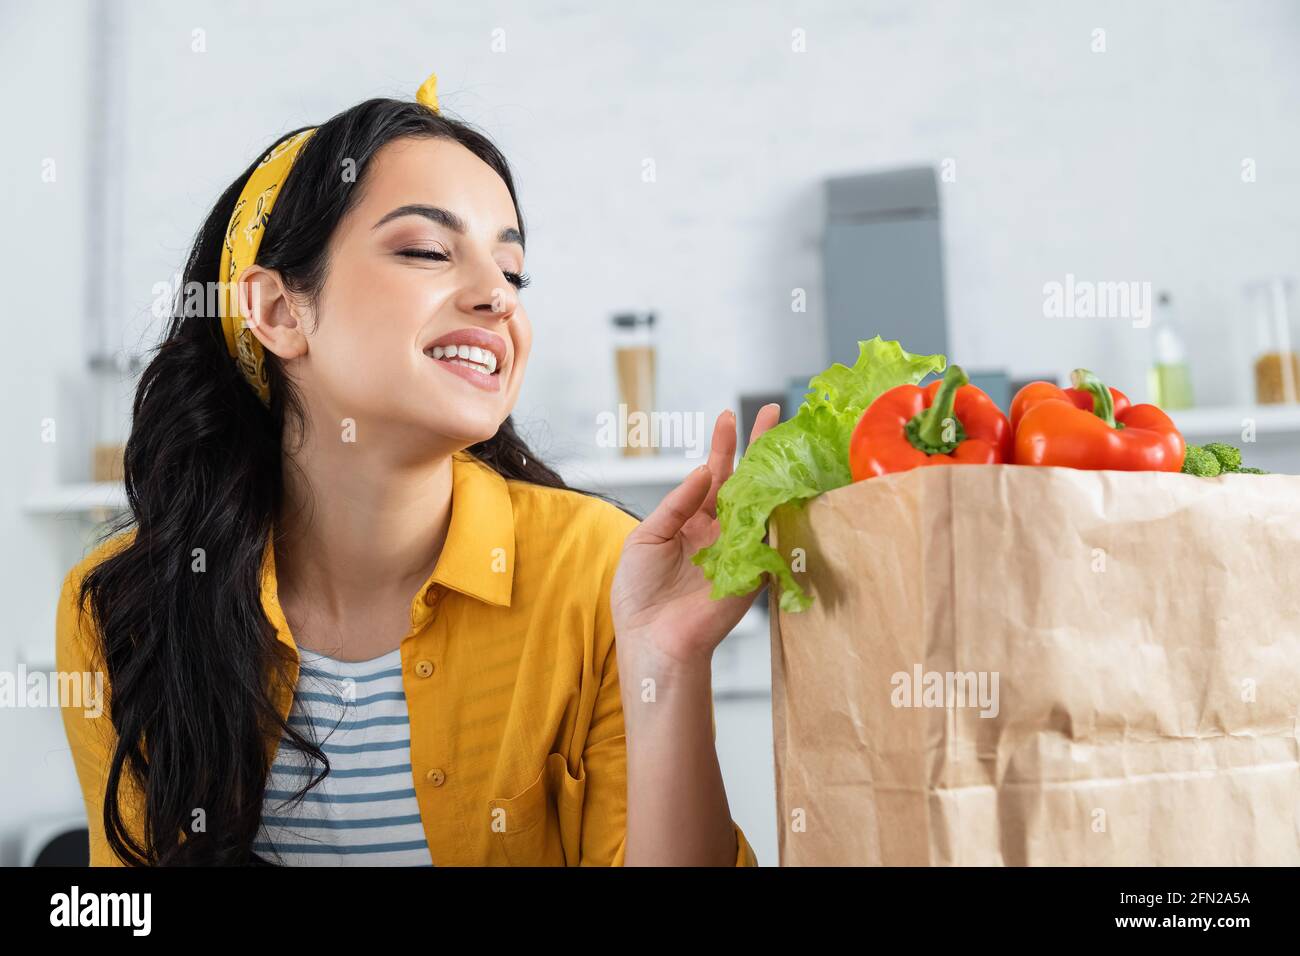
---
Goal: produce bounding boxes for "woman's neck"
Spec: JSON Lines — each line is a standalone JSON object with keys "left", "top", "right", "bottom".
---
{"left": 273, "top": 441, "right": 456, "bottom": 624}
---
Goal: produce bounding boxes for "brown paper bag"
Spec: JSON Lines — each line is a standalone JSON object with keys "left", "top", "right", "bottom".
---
{"left": 767, "top": 464, "right": 1300, "bottom": 866}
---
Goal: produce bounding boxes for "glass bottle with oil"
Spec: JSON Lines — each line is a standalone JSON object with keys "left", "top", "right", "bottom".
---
{"left": 1147, "top": 291, "right": 1194, "bottom": 410}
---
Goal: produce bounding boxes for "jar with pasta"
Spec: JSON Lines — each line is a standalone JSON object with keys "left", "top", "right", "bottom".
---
{"left": 1245, "top": 277, "right": 1299, "bottom": 405}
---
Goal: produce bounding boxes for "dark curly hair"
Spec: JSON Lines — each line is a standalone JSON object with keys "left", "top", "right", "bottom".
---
{"left": 76, "top": 95, "right": 615, "bottom": 865}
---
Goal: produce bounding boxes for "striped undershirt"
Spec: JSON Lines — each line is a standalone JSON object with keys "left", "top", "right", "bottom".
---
{"left": 254, "top": 646, "right": 434, "bottom": 866}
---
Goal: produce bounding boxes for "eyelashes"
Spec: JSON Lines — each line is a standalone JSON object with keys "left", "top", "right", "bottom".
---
{"left": 397, "top": 249, "right": 530, "bottom": 290}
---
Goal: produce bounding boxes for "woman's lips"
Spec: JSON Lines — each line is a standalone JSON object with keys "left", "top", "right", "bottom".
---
{"left": 427, "top": 352, "right": 502, "bottom": 392}
{"left": 424, "top": 328, "right": 508, "bottom": 370}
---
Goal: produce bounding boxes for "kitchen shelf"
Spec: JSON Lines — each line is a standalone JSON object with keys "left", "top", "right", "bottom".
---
{"left": 1168, "top": 404, "right": 1300, "bottom": 441}
{"left": 22, "top": 458, "right": 700, "bottom": 517}
{"left": 554, "top": 455, "right": 705, "bottom": 488}
{"left": 26, "top": 476, "right": 774, "bottom": 697}
{"left": 25, "top": 456, "right": 711, "bottom": 517}
{"left": 31, "top": 410, "right": 1297, "bottom": 517}
{"left": 24, "top": 482, "right": 127, "bottom": 516}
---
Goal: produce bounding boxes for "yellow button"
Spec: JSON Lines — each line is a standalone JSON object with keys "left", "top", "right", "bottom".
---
{"left": 423, "top": 587, "right": 440, "bottom": 606}
{"left": 415, "top": 659, "right": 435, "bottom": 678}
{"left": 426, "top": 768, "right": 446, "bottom": 787}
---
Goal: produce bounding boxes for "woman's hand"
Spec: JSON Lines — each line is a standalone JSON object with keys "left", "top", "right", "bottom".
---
{"left": 611, "top": 404, "right": 781, "bottom": 671}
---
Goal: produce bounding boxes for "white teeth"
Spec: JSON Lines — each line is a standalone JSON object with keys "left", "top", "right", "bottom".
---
{"left": 427, "top": 342, "right": 499, "bottom": 374}
{"left": 449, "top": 358, "right": 490, "bottom": 373}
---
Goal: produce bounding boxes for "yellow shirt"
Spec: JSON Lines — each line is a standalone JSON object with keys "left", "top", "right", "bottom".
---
{"left": 56, "top": 449, "right": 758, "bottom": 867}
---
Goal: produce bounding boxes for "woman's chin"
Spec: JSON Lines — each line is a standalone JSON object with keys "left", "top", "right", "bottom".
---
{"left": 423, "top": 413, "right": 505, "bottom": 448}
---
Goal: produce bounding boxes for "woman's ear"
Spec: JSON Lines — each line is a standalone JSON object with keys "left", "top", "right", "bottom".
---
{"left": 238, "top": 264, "right": 309, "bottom": 360}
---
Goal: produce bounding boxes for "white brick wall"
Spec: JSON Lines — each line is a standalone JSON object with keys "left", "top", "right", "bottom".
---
{"left": 107, "top": 0, "right": 1300, "bottom": 447}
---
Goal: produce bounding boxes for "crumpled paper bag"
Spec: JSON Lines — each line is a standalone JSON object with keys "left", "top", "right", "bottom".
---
{"left": 767, "top": 465, "right": 1300, "bottom": 865}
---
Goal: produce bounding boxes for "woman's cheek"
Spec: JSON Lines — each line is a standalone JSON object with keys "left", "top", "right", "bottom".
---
{"left": 509, "top": 314, "right": 533, "bottom": 381}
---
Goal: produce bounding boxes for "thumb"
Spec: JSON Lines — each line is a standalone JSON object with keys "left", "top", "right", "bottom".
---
{"left": 633, "top": 465, "right": 712, "bottom": 544}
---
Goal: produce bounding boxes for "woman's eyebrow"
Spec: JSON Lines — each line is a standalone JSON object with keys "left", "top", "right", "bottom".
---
{"left": 373, "top": 204, "right": 524, "bottom": 248}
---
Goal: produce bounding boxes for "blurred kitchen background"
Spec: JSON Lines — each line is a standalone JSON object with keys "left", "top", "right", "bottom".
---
{"left": 5, "top": 0, "right": 1300, "bottom": 865}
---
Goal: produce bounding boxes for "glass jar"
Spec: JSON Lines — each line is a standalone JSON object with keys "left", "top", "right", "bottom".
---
{"left": 1245, "top": 278, "right": 1299, "bottom": 405}
{"left": 88, "top": 352, "right": 141, "bottom": 482}
{"left": 611, "top": 312, "right": 656, "bottom": 457}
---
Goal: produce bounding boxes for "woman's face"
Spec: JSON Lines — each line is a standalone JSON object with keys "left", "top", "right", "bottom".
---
{"left": 281, "top": 136, "right": 531, "bottom": 448}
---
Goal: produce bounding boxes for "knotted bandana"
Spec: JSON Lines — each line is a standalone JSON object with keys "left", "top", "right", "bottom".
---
{"left": 219, "top": 72, "right": 441, "bottom": 405}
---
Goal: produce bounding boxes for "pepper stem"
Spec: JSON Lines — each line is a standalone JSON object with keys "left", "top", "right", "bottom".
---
{"left": 1069, "top": 368, "right": 1118, "bottom": 429}
{"left": 906, "top": 364, "right": 968, "bottom": 455}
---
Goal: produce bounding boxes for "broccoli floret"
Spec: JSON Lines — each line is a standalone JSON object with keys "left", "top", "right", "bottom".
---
{"left": 1203, "top": 442, "right": 1243, "bottom": 472}
{"left": 1181, "top": 445, "right": 1221, "bottom": 477}
{"left": 1235, "top": 466, "right": 1269, "bottom": 475}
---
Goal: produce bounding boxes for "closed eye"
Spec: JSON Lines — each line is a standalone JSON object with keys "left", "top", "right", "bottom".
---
{"left": 398, "top": 249, "right": 449, "bottom": 262}
{"left": 399, "top": 249, "right": 530, "bottom": 290}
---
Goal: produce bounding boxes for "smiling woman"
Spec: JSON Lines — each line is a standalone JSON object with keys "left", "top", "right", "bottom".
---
{"left": 55, "top": 73, "right": 764, "bottom": 868}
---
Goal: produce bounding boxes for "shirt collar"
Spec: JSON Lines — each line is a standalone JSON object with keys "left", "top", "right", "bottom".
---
{"left": 427, "top": 450, "right": 516, "bottom": 607}
{"left": 259, "top": 449, "right": 516, "bottom": 647}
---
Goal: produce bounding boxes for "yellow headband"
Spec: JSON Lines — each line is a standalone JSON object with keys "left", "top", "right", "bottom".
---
{"left": 219, "top": 72, "right": 441, "bottom": 406}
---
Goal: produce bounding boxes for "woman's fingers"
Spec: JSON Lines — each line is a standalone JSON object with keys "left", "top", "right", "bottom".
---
{"left": 633, "top": 404, "right": 780, "bottom": 546}
{"left": 699, "top": 410, "right": 737, "bottom": 520}
{"left": 749, "top": 402, "right": 781, "bottom": 447}
{"left": 634, "top": 464, "right": 713, "bottom": 544}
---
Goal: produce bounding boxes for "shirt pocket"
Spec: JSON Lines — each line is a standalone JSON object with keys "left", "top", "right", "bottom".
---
{"left": 488, "top": 751, "right": 587, "bottom": 866}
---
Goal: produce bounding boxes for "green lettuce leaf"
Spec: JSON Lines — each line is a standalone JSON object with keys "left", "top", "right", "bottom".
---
{"left": 691, "top": 337, "right": 946, "bottom": 612}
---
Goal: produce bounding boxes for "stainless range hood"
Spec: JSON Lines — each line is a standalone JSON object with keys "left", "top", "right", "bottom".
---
{"left": 822, "top": 166, "right": 950, "bottom": 367}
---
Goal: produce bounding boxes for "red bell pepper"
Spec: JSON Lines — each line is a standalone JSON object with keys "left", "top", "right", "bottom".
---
{"left": 1009, "top": 380, "right": 1131, "bottom": 433}
{"left": 1013, "top": 369, "right": 1185, "bottom": 472}
{"left": 849, "top": 365, "right": 1013, "bottom": 480}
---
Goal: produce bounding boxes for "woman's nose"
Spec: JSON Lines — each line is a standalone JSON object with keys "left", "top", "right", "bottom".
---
{"left": 455, "top": 256, "right": 517, "bottom": 319}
